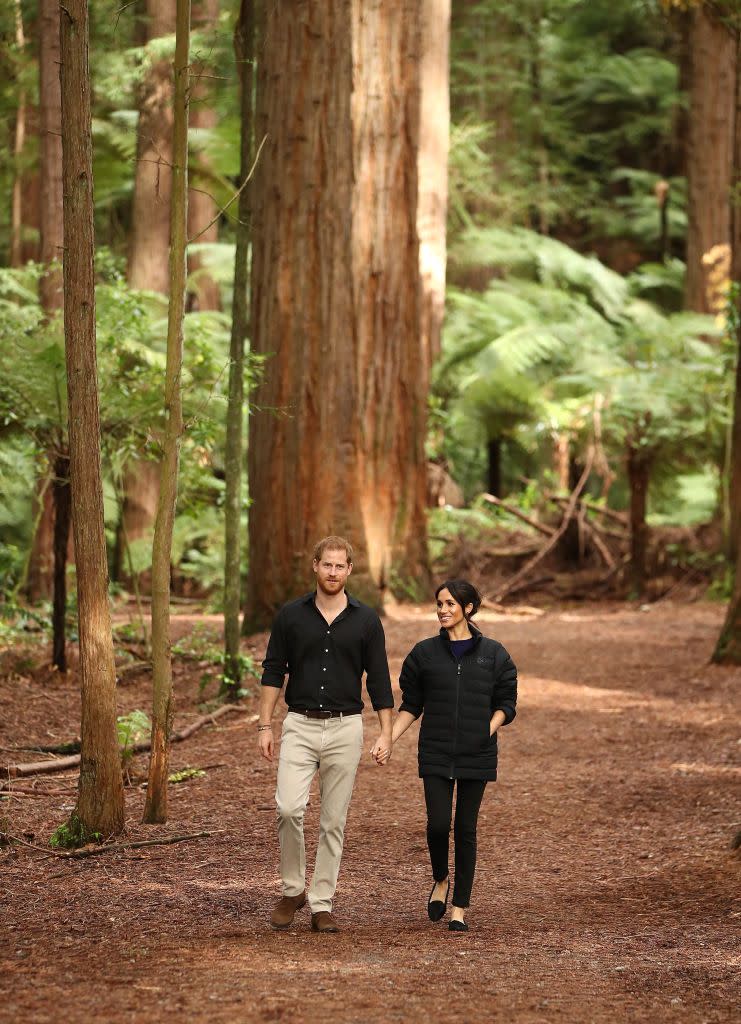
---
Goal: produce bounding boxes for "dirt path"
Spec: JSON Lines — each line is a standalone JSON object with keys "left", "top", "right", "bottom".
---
{"left": 1, "top": 602, "right": 739, "bottom": 1023}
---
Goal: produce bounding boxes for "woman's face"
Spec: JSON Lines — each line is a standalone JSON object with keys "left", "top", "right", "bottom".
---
{"left": 436, "top": 588, "right": 471, "bottom": 631}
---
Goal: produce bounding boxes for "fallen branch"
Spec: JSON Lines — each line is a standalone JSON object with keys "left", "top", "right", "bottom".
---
{"left": 60, "top": 829, "right": 223, "bottom": 859}
{"left": 549, "top": 493, "right": 627, "bottom": 527}
{"left": 493, "top": 453, "right": 594, "bottom": 602}
{"left": 4, "top": 705, "right": 255, "bottom": 779}
{"left": 581, "top": 519, "right": 616, "bottom": 569}
{"left": 481, "top": 494, "right": 555, "bottom": 537}
{"left": 116, "top": 660, "right": 150, "bottom": 681}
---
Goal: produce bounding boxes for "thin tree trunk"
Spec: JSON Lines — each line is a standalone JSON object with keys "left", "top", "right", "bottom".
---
{"left": 187, "top": 0, "right": 221, "bottom": 312}
{"left": 627, "top": 445, "right": 651, "bottom": 598}
{"left": 246, "top": 0, "right": 432, "bottom": 625}
{"left": 26, "top": 467, "right": 55, "bottom": 601}
{"left": 60, "top": 0, "right": 125, "bottom": 839}
{"left": 487, "top": 439, "right": 501, "bottom": 498}
{"left": 51, "top": 453, "right": 70, "bottom": 672}
{"left": 223, "top": 0, "right": 255, "bottom": 690}
{"left": 10, "top": 0, "right": 27, "bottom": 268}
{"left": 143, "top": 0, "right": 190, "bottom": 825}
{"left": 39, "top": 0, "right": 64, "bottom": 312}
{"left": 685, "top": 6, "right": 735, "bottom": 312}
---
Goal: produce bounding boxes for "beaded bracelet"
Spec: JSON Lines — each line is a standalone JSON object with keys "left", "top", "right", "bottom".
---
{"left": 257, "top": 724, "right": 272, "bottom": 731}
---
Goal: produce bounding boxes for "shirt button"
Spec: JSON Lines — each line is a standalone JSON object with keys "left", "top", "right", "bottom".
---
{"left": 325, "top": 648, "right": 328, "bottom": 653}
{"left": 321, "top": 686, "right": 324, "bottom": 690}
{"left": 323, "top": 667, "right": 326, "bottom": 671}
{"left": 319, "top": 703, "right": 323, "bottom": 707}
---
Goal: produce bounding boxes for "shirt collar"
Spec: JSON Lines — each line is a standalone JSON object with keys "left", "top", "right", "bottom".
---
{"left": 302, "top": 590, "right": 360, "bottom": 608}
{"left": 439, "top": 621, "right": 483, "bottom": 646}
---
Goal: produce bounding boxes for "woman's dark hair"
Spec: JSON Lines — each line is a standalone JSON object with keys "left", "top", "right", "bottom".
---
{"left": 435, "top": 579, "right": 481, "bottom": 620}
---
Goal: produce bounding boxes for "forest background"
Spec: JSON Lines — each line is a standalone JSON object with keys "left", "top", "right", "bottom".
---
{"left": 1, "top": 0, "right": 741, "bottom": 839}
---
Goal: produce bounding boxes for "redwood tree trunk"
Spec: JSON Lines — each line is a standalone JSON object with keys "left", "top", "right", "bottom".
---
{"left": 60, "top": 0, "right": 125, "bottom": 838}
{"left": 224, "top": 0, "right": 254, "bottom": 688}
{"left": 39, "top": 0, "right": 64, "bottom": 312}
{"left": 10, "top": 0, "right": 27, "bottom": 268}
{"left": 143, "top": 0, "right": 190, "bottom": 825}
{"left": 187, "top": 0, "right": 221, "bottom": 312}
{"left": 685, "top": 7, "right": 735, "bottom": 313}
{"left": 726, "top": 32, "right": 741, "bottom": 562}
{"left": 246, "top": 0, "right": 434, "bottom": 625}
{"left": 128, "top": 0, "right": 176, "bottom": 293}
{"left": 417, "top": 0, "right": 450, "bottom": 366}
{"left": 121, "top": 0, "right": 176, "bottom": 577}
{"left": 627, "top": 446, "right": 651, "bottom": 598}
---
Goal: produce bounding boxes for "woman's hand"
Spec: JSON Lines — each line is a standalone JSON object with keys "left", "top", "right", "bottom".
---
{"left": 489, "top": 709, "right": 506, "bottom": 737}
{"left": 370, "top": 735, "right": 392, "bottom": 766}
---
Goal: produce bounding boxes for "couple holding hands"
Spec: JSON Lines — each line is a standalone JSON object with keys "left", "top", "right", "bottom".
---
{"left": 256, "top": 536, "right": 518, "bottom": 934}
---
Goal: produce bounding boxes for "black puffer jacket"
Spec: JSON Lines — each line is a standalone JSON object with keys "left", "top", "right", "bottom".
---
{"left": 399, "top": 625, "right": 517, "bottom": 781}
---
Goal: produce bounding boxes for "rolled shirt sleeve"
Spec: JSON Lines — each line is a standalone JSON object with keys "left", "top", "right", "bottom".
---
{"left": 399, "top": 645, "right": 424, "bottom": 719}
{"left": 261, "top": 609, "right": 289, "bottom": 689}
{"left": 492, "top": 647, "right": 517, "bottom": 725}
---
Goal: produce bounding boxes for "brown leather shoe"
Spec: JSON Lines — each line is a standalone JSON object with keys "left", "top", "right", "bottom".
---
{"left": 311, "top": 911, "right": 339, "bottom": 933}
{"left": 270, "top": 892, "right": 306, "bottom": 930}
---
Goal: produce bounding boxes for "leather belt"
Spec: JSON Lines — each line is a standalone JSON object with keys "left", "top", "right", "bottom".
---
{"left": 288, "top": 707, "right": 361, "bottom": 719}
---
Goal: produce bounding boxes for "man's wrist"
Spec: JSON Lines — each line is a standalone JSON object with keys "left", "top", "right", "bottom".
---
{"left": 257, "top": 723, "right": 273, "bottom": 731}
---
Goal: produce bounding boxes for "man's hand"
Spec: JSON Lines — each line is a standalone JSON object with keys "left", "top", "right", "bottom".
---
{"left": 370, "top": 734, "right": 392, "bottom": 766}
{"left": 258, "top": 725, "right": 274, "bottom": 762}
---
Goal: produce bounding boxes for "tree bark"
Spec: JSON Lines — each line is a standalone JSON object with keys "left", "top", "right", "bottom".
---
{"left": 10, "top": 0, "right": 27, "bottom": 268}
{"left": 143, "top": 0, "right": 190, "bottom": 825}
{"left": 121, "top": 0, "right": 176, "bottom": 579}
{"left": 685, "top": 6, "right": 735, "bottom": 312}
{"left": 246, "top": 0, "right": 434, "bottom": 625}
{"left": 627, "top": 445, "right": 651, "bottom": 598}
{"left": 726, "top": 31, "right": 741, "bottom": 562}
{"left": 187, "top": 0, "right": 221, "bottom": 312}
{"left": 39, "top": 0, "right": 64, "bottom": 312}
{"left": 26, "top": 467, "right": 55, "bottom": 601}
{"left": 223, "top": 0, "right": 254, "bottom": 689}
{"left": 417, "top": 0, "right": 450, "bottom": 366}
{"left": 128, "top": 0, "right": 176, "bottom": 294}
{"left": 51, "top": 453, "right": 70, "bottom": 672}
{"left": 60, "top": 0, "right": 125, "bottom": 838}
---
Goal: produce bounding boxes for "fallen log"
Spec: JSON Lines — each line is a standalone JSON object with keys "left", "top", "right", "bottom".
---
{"left": 481, "top": 494, "right": 555, "bottom": 537}
{"left": 549, "top": 493, "right": 628, "bottom": 528}
{"left": 493, "top": 453, "right": 593, "bottom": 603}
{"left": 3, "top": 705, "right": 256, "bottom": 779}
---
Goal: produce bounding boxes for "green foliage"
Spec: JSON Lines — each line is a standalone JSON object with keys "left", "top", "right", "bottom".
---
{"left": 116, "top": 709, "right": 151, "bottom": 763}
{"left": 172, "top": 625, "right": 260, "bottom": 698}
{"left": 168, "top": 767, "right": 206, "bottom": 784}
{"left": 50, "top": 816, "right": 102, "bottom": 850}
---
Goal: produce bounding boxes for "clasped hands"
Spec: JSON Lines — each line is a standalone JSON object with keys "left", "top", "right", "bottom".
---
{"left": 370, "top": 734, "right": 393, "bottom": 766}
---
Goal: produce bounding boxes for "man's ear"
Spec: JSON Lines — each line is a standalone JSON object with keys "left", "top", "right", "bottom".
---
{"left": 346, "top": 562, "right": 353, "bottom": 576}
{"left": 312, "top": 560, "right": 319, "bottom": 575}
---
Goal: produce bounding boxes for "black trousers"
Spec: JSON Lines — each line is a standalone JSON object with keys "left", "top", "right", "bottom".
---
{"left": 423, "top": 776, "right": 487, "bottom": 909}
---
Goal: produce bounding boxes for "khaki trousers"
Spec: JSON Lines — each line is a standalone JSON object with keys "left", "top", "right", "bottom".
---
{"left": 275, "top": 711, "right": 364, "bottom": 913}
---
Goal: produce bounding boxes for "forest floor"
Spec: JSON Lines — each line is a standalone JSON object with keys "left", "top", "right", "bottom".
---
{"left": 0, "top": 600, "right": 739, "bottom": 1024}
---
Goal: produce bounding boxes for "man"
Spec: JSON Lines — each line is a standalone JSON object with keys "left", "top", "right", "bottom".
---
{"left": 257, "top": 535, "right": 393, "bottom": 933}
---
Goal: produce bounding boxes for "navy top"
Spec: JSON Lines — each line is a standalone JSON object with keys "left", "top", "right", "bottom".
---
{"left": 449, "top": 637, "right": 476, "bottom": 660}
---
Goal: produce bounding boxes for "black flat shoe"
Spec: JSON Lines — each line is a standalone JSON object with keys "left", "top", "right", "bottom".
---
{"left": 427, "top": 879, "right": 450, "bottom": 922}
{"left": 448, "top": 919, "right": 469, "bottom": 932}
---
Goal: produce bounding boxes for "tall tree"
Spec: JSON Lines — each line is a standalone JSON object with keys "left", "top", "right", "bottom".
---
{"left": 684, "top": 3, "right": 735, "bottom": 313}
{"left": 187, "top": 0, "right": 221, "bottom": 312}
{"left": 39, "top": 0, "right": 64, "bottom": 312}
{"left": 60, "top": 0, "right": 125, "bottom": 838}
{"left": 143, "top": 0, "right": 190, "bottom": 824}
{"left": 10, "top": 0, "right": 27, "bottom": 269}
{"left": 118, "top": 0, "right": 177, "bottom": 580}
{"left": 223, "top": 0, "right": 254, "bottom": 693}
{"left": 246, "top": 0, "right": 435, "bottom": 625}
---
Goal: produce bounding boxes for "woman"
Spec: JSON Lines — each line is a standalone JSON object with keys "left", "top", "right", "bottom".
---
{"left": 381, "top": 579, "right": 517, "bottom": 932}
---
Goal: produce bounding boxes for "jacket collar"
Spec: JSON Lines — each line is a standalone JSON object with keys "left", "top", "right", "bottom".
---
{"left": 439, "top": 621, "right": 483, "bottom": 650}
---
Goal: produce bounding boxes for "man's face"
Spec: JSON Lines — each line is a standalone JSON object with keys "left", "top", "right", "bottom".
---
{"left": 313, "top": 548, "right": 352, "bottom": 596}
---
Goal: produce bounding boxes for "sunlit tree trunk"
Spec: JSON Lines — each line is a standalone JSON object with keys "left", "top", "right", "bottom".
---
{"left": 120, "top": 0, "right": 176, "bottom": 580}
{"left": 60, "top": 0, "right": 125, "bottom": 838}
{"left": 685, "top": 5, "right": 735, "bottom": 313}
{"left": 725, "top": 32, "right": 741, "bottom": 563}
{"left": 187, "top": 0, "right": 221, "bottom": 312}
{"left": 417, "top": 0, "right": 450, "bottom": 366}
{"left": 246, "top": 0, "right": 434, "bottom": 625}
{"left": 224, "top": 0, "right": 254, "bottom": 690}
{"left": 51, "top": 453, "right": 71, "bottom": 672}
{"left": 143, "top": 0, "right": 190, "bottom": 825}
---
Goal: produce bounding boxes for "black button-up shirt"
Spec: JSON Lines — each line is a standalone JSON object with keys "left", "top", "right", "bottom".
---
{"left": 260, "top": 592, "right": 394, "bottom": 712}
